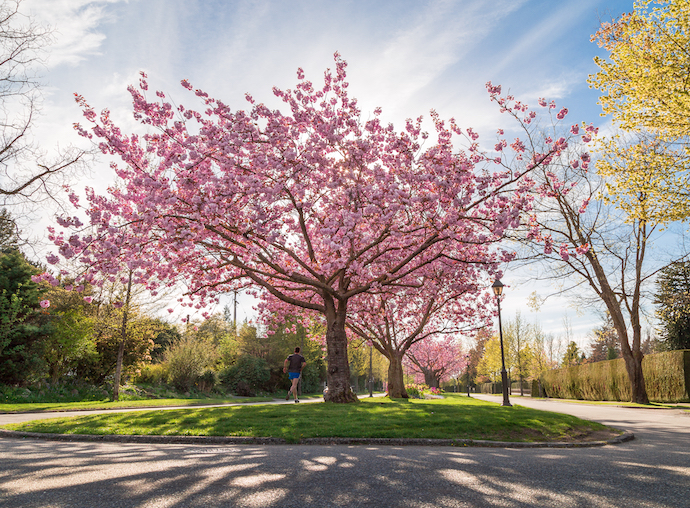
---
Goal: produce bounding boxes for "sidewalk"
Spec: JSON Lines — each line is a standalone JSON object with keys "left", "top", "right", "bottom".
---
{"left": 472, "top": 392, "right": 690, "bottom": 409}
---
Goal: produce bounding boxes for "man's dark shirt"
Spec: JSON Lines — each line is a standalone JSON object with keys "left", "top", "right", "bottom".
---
{"left": 286, "top": 353, "right": 306, "bottom": 373}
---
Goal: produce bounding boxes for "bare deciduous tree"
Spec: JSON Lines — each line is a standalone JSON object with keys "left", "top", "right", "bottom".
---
{"left": 0, "top": 0, "right": 86, "bottom": 213}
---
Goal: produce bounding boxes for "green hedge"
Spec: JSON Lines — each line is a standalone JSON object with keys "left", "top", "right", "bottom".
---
{"left": 539, "top": 350, "right": 690, "bottom": 402}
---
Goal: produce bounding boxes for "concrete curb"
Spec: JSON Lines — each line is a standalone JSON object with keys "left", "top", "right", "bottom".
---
{"left": 0, "top": 428, "right": 635, "bottom": 448}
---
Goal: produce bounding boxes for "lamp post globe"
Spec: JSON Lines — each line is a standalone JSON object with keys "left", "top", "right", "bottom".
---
{"left": 492, "top": 278, "right": 512, "bottom": 407}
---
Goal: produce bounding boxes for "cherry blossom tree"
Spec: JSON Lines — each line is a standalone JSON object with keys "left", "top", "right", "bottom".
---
{"left": 345, "top": 257, "right": 495, "bottom": 398}
{"left": 43, "top": 54, "right": 588, "bottom": 403}
{"left": 404, "top": 336, "right": 466, "bottom": 389}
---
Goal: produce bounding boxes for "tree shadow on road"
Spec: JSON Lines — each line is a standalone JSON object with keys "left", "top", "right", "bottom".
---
{"left": 0, "top": 434, "right": 688, "bottom": 508}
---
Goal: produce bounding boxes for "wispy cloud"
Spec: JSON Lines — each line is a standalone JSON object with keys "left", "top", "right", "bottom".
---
{"left": 350, "top": 0, "right": 526, "bottom": 117}
{"left": 23, "top": 0, "right": 124, "bottom": 67}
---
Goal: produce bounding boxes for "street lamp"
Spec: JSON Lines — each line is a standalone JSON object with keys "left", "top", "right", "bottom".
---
{"left": 492, "top": 278, "right": 512, "bottom": 407}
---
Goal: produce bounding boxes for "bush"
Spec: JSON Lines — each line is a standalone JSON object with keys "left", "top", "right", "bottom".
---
{"left": 133, "top": 363, "right": 168, "bottom": 385}
{"left": 0, "top": 380, "right": 108, "bottom": 403}
{"left": 195, "top": 369, "right": 218, "bottom": 393}
{"left": 220, "top": 355, "right": 270, "bottom": 395}
{"left": 164, "top": 336, "right": 218, "bottom": 392}
{"left": 300, "top": 361, "right": 325, "bottom": 393}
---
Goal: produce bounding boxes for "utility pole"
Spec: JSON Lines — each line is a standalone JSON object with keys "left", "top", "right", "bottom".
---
{"left": 299, "top": 333, "right": 304, "bottom": 396}
{"left": 233, "top": 290, "right": 238, "bottom": 339}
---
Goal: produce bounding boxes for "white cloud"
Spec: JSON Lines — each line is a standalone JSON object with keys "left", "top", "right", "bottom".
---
{"left": 23, "top": 0, "right": 125, "bottom": 67}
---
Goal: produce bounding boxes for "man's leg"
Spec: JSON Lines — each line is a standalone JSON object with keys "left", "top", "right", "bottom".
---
{"left": 290, "top": 377, "right": 300, "bottom": 400}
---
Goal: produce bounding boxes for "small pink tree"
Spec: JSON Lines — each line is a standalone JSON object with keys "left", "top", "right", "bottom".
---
{"left": 345, "top": 256, "right": 495, "bottom": 398}
{"left": 404, "top": 335, "right": 466, "bottom": 389}
{"left": 46, "top": 54, "right": 587, "bottom": 403}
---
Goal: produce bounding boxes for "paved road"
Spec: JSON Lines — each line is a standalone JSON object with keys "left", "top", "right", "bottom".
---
{"left": 0, "top": 396, "right": 688, "bottom": 508}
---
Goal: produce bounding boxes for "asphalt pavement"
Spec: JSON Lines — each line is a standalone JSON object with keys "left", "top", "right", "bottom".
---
{"left": 0, "top": 394, "right": 688, "bottom": 507}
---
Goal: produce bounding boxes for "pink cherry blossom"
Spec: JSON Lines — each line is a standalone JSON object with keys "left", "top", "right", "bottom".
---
{"left": 40, "top": 300, "right": 50, "bottom": 308}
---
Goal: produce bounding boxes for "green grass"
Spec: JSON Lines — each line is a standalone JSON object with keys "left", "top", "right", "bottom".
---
{"left": 0, "top": 396, "right": 274, "bottom": 413}
{"left": 0, "top": 394, "right": 614, "bottom": 444}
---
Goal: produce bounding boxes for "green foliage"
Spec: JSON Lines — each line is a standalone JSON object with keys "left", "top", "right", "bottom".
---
{"left": 195, "top": 369, "right": 218, "bottom": 393}
{"left": 150, "top": 321, "right": 181, "bottom": 362}
{"left": 164, "top": 335, "right": 218, "bottom": 392}
{"left": 654, "top": 261, "right": 690, "bottom": 351}
{"left": 0, "top": 208, "right": 19, "bottom": 253}
{"left": 476, "top": 336, "right": 503, "bottom": 382}
{"left": 0, "top": 249, "right": 47, "bottom": 385}
{"left": 220, "top": 354, "right": 270, "bottom": 395}
{"left": 561, "top": 341, "right": 585, "bottom": 367}
{"left": 541, "top": 350, "right": 690, "bottom": 402}
{"left": 0, "top": 380, "right": 108, "bottom": 403}
{"left": 505, "top": 311, "right": 533, "bottom": 384}
{"left": 133, "top": 363, "right": 169, "bottom": 385}
{"left": 30, "top": 283, "right": 99, "bottom": 384}
{"left": 348, "top": 339, "right": 387, "bottom": 391}
{"left": 74, "top": 304, "right": 162, "bottom": 385}
{"left": 299, "top": 361, "right": 324, "bottom": 393}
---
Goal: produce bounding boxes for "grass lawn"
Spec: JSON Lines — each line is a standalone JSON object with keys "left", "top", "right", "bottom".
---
{"left": 0, "top": 396, "right": 274, "bottom": 413}
{"left": 0, "top": 393, "right": 618, "bottom": 444}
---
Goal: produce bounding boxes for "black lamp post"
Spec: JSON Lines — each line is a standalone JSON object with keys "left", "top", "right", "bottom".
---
{"left": 492, "top": 279, "right": 512, "bottom": 407}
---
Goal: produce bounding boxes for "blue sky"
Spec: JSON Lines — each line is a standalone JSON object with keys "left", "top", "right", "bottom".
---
{"left": 22, "top": 0, "right": 638, "bottom": 351}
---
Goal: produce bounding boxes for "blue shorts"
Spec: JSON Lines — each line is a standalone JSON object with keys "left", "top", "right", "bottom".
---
{"left": 288, "top": 372, "right": 301, "bottom": 380}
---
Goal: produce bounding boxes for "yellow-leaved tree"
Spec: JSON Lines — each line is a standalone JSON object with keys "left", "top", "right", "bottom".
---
{"left": 589, "top": 0, "right": 690, "bottom": 221}
{"left": 596, "top": 134, "right": 688, "bottom": 224}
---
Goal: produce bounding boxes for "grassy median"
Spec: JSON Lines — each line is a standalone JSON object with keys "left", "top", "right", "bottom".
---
{"left": 0, "top": 394, "right": 618, "bottom": 443}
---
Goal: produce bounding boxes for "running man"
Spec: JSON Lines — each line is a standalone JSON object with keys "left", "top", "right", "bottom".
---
{"left": 284, "top": 347, "right": 306, "bottom": 403}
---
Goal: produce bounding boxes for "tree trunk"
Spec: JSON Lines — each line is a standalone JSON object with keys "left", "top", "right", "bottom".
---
{"left": 112, "top": 340, "right": 125, "bottom": 401}
{"left": 623, "top": 349, "right": 648, "bottom": 404}
{"left": 584, "top": 246, "right": 649, "bottom": 404}
{"left": 323, "top": 297, "right": 357, "bottom": 403}
{"left": 386, "top": 351, "right": 408, "bottom": 398}
{"left": 422, "top": 368, "right": 439, "bottom": 388}
{"left": 112, "top": 270, "right": 133, "bottom": 402}
{"left": 620, "top": 319, "right": 648, "bottom": 404}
